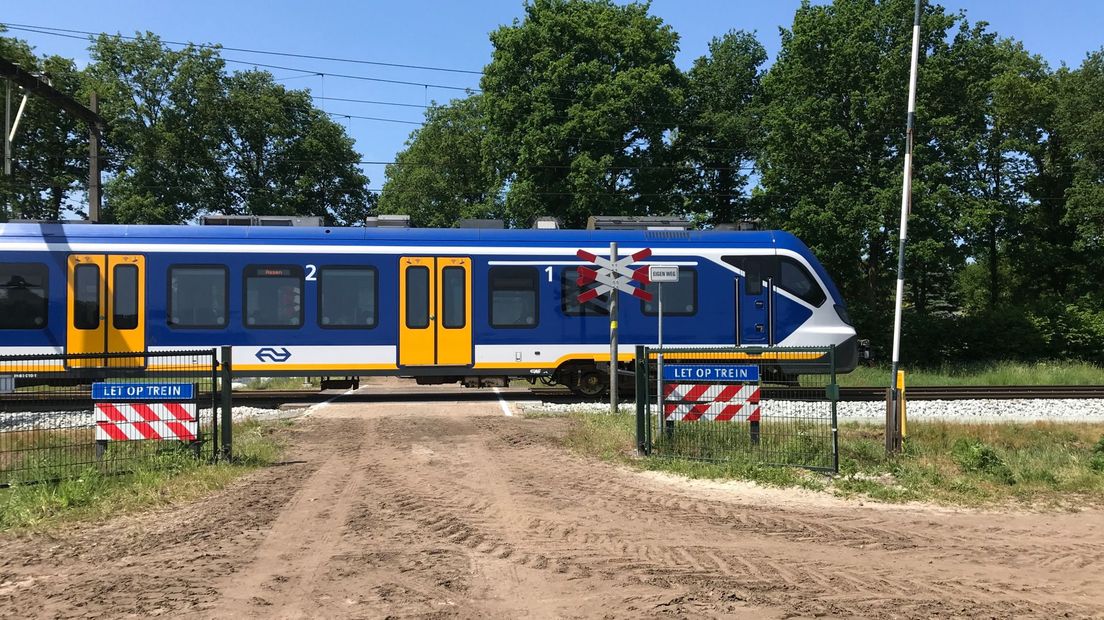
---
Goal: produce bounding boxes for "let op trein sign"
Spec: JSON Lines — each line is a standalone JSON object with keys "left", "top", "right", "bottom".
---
{"left": 92, "top": 382, "right": 198, "bottom": 442}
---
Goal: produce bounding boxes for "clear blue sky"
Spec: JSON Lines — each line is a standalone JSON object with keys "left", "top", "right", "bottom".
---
{"left": 4, "top": 1, "right": 1102, "bottom": 190}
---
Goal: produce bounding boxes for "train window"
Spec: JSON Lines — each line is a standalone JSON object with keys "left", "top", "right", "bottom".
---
{"left": 777, "top": 257, "right": 827, "bottom": 307}
{"left": 113, "top": 264, "right": 139, "bottom": 330}
{"left": 244, "top": 265, "right": 303, "bottom": 328}
{"left": 441, "top": 267, "right": 466, "bottom": 329}
{"left": 74, "top": 263, "right": 100, "bottom": 330}
{"left": 561, "top": 268, "right": 609, "bottom": 316}
{"left": 320, "top": 267, "right": 378, "bottom": 329}
{"left": 169, "top": 266, "right": 228, "bottom": 328}
{"left": 745, "top": 260, "right": 763, "bottom": 295}
{"left": 489, "top": 267, "right": 538, "bottom": 328}
{"left": 722, "top": 256, "right": 770, "bottom": 295}
{"left": 406, "top": 266, "right": 430, "bottom": 329}
{"left": 642, "top": 268, "right": 697, "bottom": 316}
{"left": 0, "top": 263, "right": 48, "bottom": 329}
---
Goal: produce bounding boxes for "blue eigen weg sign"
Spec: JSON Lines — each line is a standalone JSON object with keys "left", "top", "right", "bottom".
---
{"left": 92, "top": 382, "right": 195, "bottom": 401}
{"left": 663, "top": 365, "right": 759, "bottom": 382}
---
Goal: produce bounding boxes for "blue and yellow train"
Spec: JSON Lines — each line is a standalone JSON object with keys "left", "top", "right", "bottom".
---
{"left": 0, "top": 222, "right": 859, "bottom": 394}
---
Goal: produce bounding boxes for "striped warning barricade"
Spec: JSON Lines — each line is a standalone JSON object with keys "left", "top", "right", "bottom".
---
{"left": 94, "top": 402, "right": 198, "bottom": 442}
{"left": 662, "top": 383, "right": 760, "bottom": 422}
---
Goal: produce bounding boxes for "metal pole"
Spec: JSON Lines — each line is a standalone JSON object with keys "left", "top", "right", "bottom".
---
{"left": 635, "top": 346, "right": 648, "bottom": 455}
{"left": 609, "top": 242, "right": 619, "bottom": 415}
{"left": 888, "top": 0, "right": 922, "bottom": 454}
{"left": 88, "top": 92, "right": 101, "bottom": 223}
{"left": 3, "top": 79, "right": 9, "bottom": 222}
{"left": 656, "top": 282, "right": 663, "bottom": 430}
{"left": 220, "top": 345, "right": 233, "bottom": 461}
{"left": 211, "top": 349, "right": 219, "bottom": 462}
{"left": 4, "top": 79, "right": 11, "bottom": 176}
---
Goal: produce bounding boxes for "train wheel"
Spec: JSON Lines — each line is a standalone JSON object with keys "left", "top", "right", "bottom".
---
{"left": 574, "top": 370, "right": 606, "bottom": 398}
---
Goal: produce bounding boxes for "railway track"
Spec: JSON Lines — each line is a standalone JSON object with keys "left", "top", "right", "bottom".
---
{"left": 834, "top": 385, "right": 1104, "bottom": 401}
{"left": 5, "top": 384, "right": 1104, "bottom": 411}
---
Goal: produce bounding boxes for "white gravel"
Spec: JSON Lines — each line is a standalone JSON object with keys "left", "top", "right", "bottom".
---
{"left": 0, "top": 405, "right": 289, "bottom": 432}
{"left": 832, "top": 399, "right": 1104, "bottom": 423}
{"left": 519, "top": 398, "right": 1104, "bottom": 423}
{"left": 9, "top": 398, "right": 1104, "bottom": 432}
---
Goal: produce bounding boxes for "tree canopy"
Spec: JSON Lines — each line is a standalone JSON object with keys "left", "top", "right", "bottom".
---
{"left": 480, "top": 0, "right": 684, "bottom": 227}
{"left": 3, "top": 2, "right": 1104, "bottom": 365}
{"left": 1, "top": 30, "right": 372, "bottom": 225}
{"left": 378, "top": 95, "right": 499, "bottom": 227}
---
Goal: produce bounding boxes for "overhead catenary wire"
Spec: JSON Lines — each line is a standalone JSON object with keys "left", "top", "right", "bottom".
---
{"left": 0, "top": 22, "right": 484, "bottom": 75}
{"left": 2, "top": 25, "right": 479, "bottom": 93}
{"left": 7, "top": 21, "right": 929, "bottom": 138}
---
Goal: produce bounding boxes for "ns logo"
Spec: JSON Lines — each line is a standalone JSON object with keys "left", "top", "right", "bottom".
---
{"left": 255, "top": 347, "right": 292, "bottom": 363}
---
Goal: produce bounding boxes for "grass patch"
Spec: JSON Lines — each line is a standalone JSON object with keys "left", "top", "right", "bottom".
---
{"left": 839, "top": 360, "right": 1104, "bottom": 386}
{"left": 563, "top": 411, "right": 1104, "bottom": 507}
{"left": 0, "top": 419, "right": 287, "bottom": 531}
{"left": 244, "top": 376, "right": 320, "bottom": 390}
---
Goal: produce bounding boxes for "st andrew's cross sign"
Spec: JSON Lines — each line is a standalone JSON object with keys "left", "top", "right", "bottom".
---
{"left": 574, "top": 244, "right": 654, "bottom": 414}
{"left": 575, "top": 248, "right": 654, "bottom": 303}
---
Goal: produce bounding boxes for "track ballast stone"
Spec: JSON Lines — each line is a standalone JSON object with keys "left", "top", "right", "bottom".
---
{"left": 523, "top": 398, "right": 1104, "bottom": 422}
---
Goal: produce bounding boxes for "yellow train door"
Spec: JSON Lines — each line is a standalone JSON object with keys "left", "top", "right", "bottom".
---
{"left": 66, "top": 254, "right": 145, "bottom": 366}
{"left": 398, "top": 256, "right": 472, "bottom": 367}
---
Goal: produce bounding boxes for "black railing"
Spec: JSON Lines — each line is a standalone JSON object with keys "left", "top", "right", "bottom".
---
{"left": 0, "top": 349, "right": 222, "bottom": 485}
{"left": 635, "top": 345, "right": 839, "bottom": 473}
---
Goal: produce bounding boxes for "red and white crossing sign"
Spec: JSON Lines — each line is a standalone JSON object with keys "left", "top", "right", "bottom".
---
{"left": 662, "top": 383, "right": 761, "bottom": 423}
{"left": 575, "top": 247, "right": 654, "bottom": 303}
{"left": 94, "top": 402, "right": 198, "bottom": 442}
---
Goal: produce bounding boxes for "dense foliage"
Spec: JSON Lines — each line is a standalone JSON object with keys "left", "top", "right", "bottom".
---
{"left": 2, "top": 1, "right": 1103, "bottom": 365}
{"left": 0, "top": 28, "right": 372, "bottom": 225}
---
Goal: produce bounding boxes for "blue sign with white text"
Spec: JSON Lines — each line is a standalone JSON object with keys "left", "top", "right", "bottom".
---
{"left": 663, "top": 365, "right": 759, "bottom": 383}
{"left": 92, "top": 383, "right": 195, "bottom": 401}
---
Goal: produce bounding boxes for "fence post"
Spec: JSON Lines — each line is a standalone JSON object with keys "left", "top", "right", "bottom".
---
{"left": 210, "top": 349, "right": 219, "bottom": 462}
{"left": 635, "top": 346, "right": 648, "bottom": 456}
{"left": 220, "top": 345, "right": 233, "bottom": 461}
{"left": 829, "top": 345, "right": 840, "bottom": 473}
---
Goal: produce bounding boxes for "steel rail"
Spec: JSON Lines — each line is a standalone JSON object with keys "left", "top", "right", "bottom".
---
{"left": 6, "top": 384, "right": 1104, "bottom": 411}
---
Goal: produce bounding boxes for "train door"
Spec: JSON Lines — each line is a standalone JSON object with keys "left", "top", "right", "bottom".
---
{"left": 729, "top": 256, "right": 773, "bottom": 346}
{"left": 398, "top": 256, "right": 472, "bottom": 367}
{"left": 66, "top": 254, "right": 146, "bottom": 366}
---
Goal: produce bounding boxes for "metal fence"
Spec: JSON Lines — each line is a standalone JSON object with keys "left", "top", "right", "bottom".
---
{"left": 0, "top": 350, "right": 222, "bottom": 486}
{"left": 635, "top": 345, "right": 839, "bottom": 472}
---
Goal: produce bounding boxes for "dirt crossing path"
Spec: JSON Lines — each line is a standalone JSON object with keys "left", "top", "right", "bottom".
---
{"left": 1, "top": 394, "right": 1103, "bottom": 618}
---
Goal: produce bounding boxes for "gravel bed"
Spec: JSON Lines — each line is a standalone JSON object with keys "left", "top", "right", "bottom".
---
{"left": 0, "top": 406, "right": 288, "bottom": 433}
{"left": 519, "top": 398, "right": 1104, "bottom": 423}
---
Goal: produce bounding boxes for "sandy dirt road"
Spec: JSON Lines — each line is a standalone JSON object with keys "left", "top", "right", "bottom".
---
{"left": 1, "top": 388, "right": 1103, "bottom": 619}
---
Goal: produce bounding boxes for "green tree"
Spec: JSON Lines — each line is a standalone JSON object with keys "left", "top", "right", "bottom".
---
{"left": 378, "top": 96, "right": 500, "bottom": 227}
{"left": 83, "top": 33, "right": 372, "bottom": 224}
{"left": 84, "top": 32, "right": 226, "bottom": 223}
{"left": 216, "top": 70, "right": 373, "bottom": 225}
{"left": 1056, "top": 49, "right": 1104, "bottom": 295}
{"left": 942, "top": 30, "right": 1052, "bottom": 310}
{"left": 481, "top": 0, "right": 684, "bottom": 227}
{"left": 0, "top": 33, "right": 89, "bottom": 221}
{"left": 676, "top": 30, "right": 766, "bottom": 224}
{"left": 758, "top": 0, "right": 968, "bottom": 341}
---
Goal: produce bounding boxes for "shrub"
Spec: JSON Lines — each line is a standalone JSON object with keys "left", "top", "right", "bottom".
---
{"left": 1091, "top": 436, "right": 1104, "bottom": 473}
{"left": 952, "top": 438, "right": 1015, "bottom": 484}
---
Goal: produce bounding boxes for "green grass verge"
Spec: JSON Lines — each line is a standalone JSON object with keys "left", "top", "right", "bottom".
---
{"left": 0, "top": 419, "right": 287, "bottom": 531}
{"left": 839, "top": 360, "right": 1104, "bottom": 386}
{"left": 563, "top": 412, "right": 1104, "bottom": 507}
{"left": 245, "top": 376, "right": 321, "bottom": 390}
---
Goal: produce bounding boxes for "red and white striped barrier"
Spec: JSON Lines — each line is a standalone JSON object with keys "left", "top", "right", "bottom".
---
{"left": 663, "top": 383, "right": 760, "bottom": 423}
{"left": 94, "top": 402, "right": 198, "bottom": 442}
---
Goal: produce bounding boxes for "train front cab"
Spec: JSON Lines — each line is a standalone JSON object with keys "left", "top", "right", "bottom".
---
{"left": 64, "top": 253, "right": 146, "bottom": 367}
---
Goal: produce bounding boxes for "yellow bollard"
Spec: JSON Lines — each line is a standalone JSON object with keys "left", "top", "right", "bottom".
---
{"left": 897, "top": 370, "right": 907, "bottom": 439}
